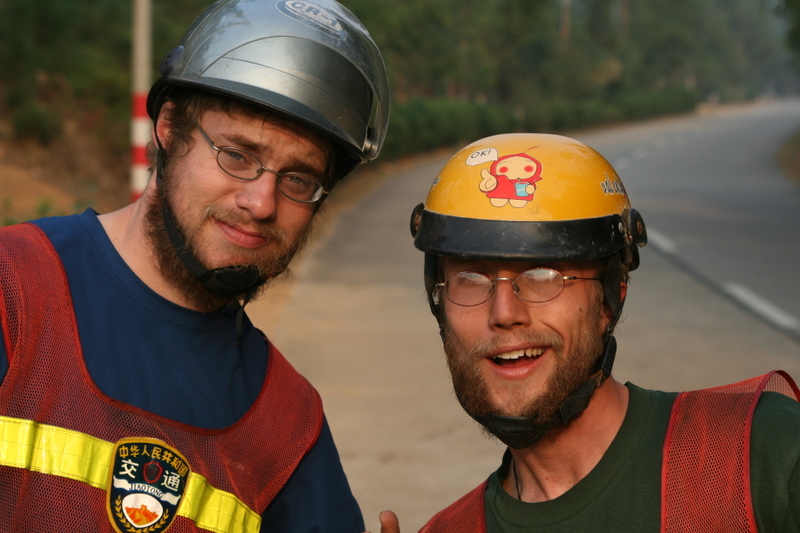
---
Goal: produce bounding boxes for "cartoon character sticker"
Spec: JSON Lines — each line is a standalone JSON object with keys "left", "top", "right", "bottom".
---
{"left": 467, "top": 147, "right": 543, "bottom": 208}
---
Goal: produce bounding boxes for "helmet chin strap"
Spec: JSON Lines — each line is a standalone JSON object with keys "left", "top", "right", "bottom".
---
{"left": 470, "top": 336, "right": 617, "bottom": 449}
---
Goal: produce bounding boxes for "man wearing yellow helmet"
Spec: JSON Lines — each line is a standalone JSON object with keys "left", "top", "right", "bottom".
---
{"left": 376, "top": 133, "right": 800, "bottom": 532}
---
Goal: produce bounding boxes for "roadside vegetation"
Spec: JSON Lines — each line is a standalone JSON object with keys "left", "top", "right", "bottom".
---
{"left": 1, "top": 0, "right": 799, "bottom": 223}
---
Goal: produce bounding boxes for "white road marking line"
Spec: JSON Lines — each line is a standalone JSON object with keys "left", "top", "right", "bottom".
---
{"left": 645, "top": 227, "right": 678, "bottom": 255}
{"left": 723, "top": 283, "right": 800, "bottom": 331}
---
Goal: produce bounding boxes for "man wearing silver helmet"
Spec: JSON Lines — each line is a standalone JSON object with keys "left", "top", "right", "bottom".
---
{"left": 0, "top": 1, "right": 389, "bottom": 531}
{"left": 374, "top": 133, "right": 800, "bottom": 533}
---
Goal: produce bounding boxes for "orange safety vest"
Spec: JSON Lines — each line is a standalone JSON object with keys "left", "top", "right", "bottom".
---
{"left": 420, "top": 371, "right": 800, "bottom": 533}
{"left": 0, "top": 223, "right": 323, "bottom": 532}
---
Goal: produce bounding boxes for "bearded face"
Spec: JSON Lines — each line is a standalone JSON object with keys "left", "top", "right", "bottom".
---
{"left": 142, "top": 106, "right": 331, "bottom": 312}
{"left": 144, "top": 154, "right": 315, "bottom": 312}
{"left": 442, "top": 292, "right": 606, "bottom": 430}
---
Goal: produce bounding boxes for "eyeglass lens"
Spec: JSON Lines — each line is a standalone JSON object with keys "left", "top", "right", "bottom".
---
{"left": 216, "top": 147, "right": 322, "bottom": 201}
{"left": 217, "top": 147, "right": 258, "bottom": 176}
{"left": 197, "top": 123, "right": 324, "bottom": 202}
{"left": 444, "top": 268, "right": 566, "bottom": 306}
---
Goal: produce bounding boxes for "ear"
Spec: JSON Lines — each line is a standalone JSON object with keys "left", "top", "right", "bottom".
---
{"left": 152, "top": 102, "right": 175, "bottom": 150}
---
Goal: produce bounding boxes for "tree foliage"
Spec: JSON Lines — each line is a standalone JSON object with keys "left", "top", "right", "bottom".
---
{"left": 781, "top": 0, "right": 800, "bottom": 62}
{"left": 0, "top": 0, "right": 796, "bottom": 202}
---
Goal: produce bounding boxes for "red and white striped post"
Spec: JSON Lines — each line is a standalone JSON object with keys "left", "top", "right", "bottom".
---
{"left": 131, "top": 0, "right": 152, "bottom": 202}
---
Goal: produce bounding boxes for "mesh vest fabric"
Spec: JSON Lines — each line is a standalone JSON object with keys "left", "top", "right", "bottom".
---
{"left": 661, "top": 370, "right": 800, "bottom": 533}
{"left": 0, "top": 222, "right": 324, "bottom": 532}
{"left": 421, "top": 372, "right": 799, "bottom": 533}
{"left": 420, "top": 482, "right": 487, "bottom": 533}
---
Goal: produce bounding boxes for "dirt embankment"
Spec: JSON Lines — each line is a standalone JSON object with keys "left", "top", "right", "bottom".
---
{"left": 0, "top": 112, "right": 129, "bottom": 225}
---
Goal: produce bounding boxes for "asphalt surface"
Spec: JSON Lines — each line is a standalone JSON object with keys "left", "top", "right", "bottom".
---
{"left": 574, "top": 100, "right": 800, "bottom": 341}
{"left": 248, "top": 101, "right": 800, "bottom": 532}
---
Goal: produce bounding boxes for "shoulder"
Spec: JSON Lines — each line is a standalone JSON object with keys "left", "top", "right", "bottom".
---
{"left": 753, "top": 389, "right": 800, "bottom": 439}
{"left": 750, "top": 385, "right": 800, "bottom": 482}
{"left": 0, "top": 221, "right": 66, "bottom": 296}
{"left": 261, "top": 418, "right": 364, "bottom": 533}
{"left": 30, "top": 209, "right": 90, "bottom": 232}
{"left": 750, "top": 387, "right": 800, "bottom": 529}
{"left": 0, "top": 211, "right": 93, "bottom": 254}
{"left": 31, "top": 209, "right": 99, "bottom": 251}
{"left": 624, "top": 382, "right": 678, "bottom": 426}
{"left": 0, "top": 221, "right": 53, "bottom": 256}
{"left": 626, "top": 382, "right": 678, "bottom": 405}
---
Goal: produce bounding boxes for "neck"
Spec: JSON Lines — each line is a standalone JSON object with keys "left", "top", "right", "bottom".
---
{"left": 98, "top": 186, "right": 200, "bottom": 310}
{"left": 504, "top": 377, "right": 629, "bottom": 503}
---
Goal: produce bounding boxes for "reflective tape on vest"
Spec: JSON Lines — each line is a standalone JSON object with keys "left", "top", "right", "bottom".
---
{"left": 0, "top": 416, "right": 261, "bottom": 533}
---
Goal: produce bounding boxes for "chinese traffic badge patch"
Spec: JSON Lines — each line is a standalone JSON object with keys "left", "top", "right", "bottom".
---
{"left": 107, "top": 437, "right": 191, "bottom": 533}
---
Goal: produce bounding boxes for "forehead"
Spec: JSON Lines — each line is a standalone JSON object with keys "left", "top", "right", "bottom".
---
{"left": 264, "top": 114, "right": 332, "bottom": 154}
{"left": 201, "top": 109, "right": 331, "bottom": 166}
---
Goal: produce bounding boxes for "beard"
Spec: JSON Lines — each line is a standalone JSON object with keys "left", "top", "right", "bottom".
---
{"left": 144, "top": 164, "right": 315, "bottom": 312}
{"left": 442, "top": 297, "right": 606, "bottom": 431}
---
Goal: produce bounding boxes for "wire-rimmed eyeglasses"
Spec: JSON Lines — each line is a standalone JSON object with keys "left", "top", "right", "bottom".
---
{"left": 195, "top": 121, "right": 329, "bottom": 203}
{"left": 436, "top": 268, "right": 601, "bottom": 307}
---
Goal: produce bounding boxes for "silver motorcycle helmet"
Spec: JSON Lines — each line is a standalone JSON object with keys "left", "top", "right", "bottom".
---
{"left": 147, "top": 0, "right": 390, "bottom": 179}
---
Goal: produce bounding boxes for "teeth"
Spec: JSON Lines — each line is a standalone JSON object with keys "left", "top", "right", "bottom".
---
{"left": 493, "top": 347, "right": 545, "bottom": 360}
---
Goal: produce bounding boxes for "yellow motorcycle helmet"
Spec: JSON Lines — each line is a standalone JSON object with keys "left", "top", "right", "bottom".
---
{"left": 410, "top": 133, "right": 647, "bottom": 325}
{"left": 412, "top": 132, "right": 645, "bottom": 264}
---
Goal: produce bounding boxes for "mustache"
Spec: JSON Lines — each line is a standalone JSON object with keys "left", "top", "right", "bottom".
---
{"left": 201, "top": 204, "right": 287, "bottom": 245}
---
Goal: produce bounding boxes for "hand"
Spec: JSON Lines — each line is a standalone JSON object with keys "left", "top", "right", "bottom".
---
{"left": 364, "top": 510, "right": 400, "bottom": 533}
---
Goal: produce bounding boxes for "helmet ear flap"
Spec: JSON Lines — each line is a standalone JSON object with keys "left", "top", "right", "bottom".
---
{"left": 602, "top": 253, "right": 624, "bottom": 334}
{"left": 621, "top": 208, "right": 647, "bottom": 271}
{"left": 626, "top": 208, "right": 647, "bottom": 246}
{"left": 423, "top": 253, "right": 444, "bottom": 326}
{"left": 417, "top": 205, "right": 446, "bottom": 330}
{"left": 623, "top": 246, "right": 641, "bottom": 272}
{"left": 410, "top": 202, "right": 424, "bottom": 238}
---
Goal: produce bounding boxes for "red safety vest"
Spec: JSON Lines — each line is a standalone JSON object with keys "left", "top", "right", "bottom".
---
{"left": 0, "top": 223, "right": 323, "bottom": 532}
{"left": 420, "top": 371, "right": 800, "bottom": 533}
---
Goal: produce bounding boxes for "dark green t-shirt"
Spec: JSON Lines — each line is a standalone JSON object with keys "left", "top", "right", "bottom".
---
{"left": 483, "top": 383, "right": 800, "bottom": 532}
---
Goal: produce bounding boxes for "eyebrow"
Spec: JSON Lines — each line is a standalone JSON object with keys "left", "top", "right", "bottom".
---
{"left": 216, "top": 131, "right": 327, "bottom": 176}
{"left": 217, "top": 131, "right": 261, "bottom": 152}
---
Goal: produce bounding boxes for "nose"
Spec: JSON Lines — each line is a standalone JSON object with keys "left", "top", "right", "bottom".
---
{"left": 488, "top": 278, "right": 530, "bottom": 330}
{"left": 235, "top": 171, "right": 280, "bottom": 221}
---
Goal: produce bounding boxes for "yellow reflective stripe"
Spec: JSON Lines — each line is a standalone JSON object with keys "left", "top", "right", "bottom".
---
{"left": 0, "top": 416, "right": 261, "bottom": 533}
{"left": 0, "top": 415, "right": 112, "bottom": 488}
{"left": 180, "top": 473, "right": 261, "bottom": 533}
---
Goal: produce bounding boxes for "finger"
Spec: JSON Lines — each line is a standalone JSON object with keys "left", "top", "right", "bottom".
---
{"left": 379, "top": 510, "right": 400, "bottom": 533}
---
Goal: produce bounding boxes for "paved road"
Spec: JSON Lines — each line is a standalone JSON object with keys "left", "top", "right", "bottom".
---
{"left": 575, "top": 100, "right": 800, "bottom": 339}
{"left": 249, "top": 100, "right": 800, "bottom": 532}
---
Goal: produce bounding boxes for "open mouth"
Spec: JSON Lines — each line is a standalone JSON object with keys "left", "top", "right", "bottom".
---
{"left": 491, "top": 347, "right": 545, "bottom": 367}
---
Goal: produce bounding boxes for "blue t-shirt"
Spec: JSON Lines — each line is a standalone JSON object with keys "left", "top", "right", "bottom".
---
{"left": 0, "top": 209, "right": 364, "bottom": 532}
